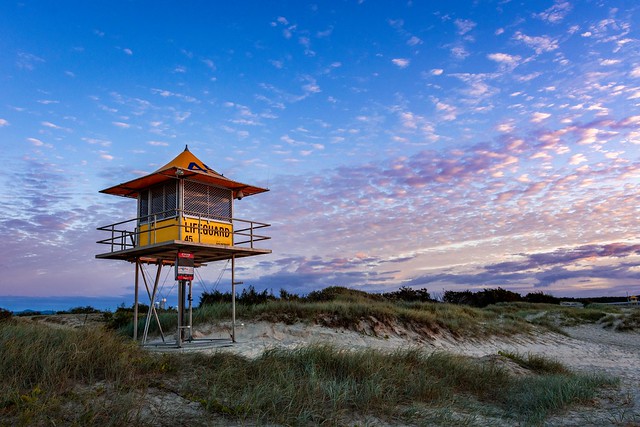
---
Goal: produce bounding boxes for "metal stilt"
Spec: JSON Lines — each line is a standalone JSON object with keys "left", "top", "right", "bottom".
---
{"left": 133, "top": 260, "right": 139, "bottom": 341}
{"left": 188, "top": 280, "right": 193, "bottom": 342}
{"left": 231, "top": 255, "right": 236, "bottom": 343}
{"left": 139, "top": 263, "right": 165, "bottom": 343}
{"left": 142, "top": 263, "right": 164, "bottom": 345}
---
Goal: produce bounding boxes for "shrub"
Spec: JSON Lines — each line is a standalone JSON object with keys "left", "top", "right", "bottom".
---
{"left": 305, "top": 286, "right": 380, "bottom": 302}
{"left": 200, "top": 286, "right": 277, "bottom": 306}
{"left": 0, "top": 307, "right": 12, "bottom": 322}
{"left": 382, "top": 286, "right": 433, "bottom": 302}
{"left": 443, "top": 288, "right": 522, "bottom": 307}
{"left": 279, "top": 288, "right": 300, "bottom": 301}
{"left": 238, "top": 285, "right": 276, "bottom": 305}
{"left": 524, "top": 291, "right": 560, "bottom": 304}
{"left": 442, "top": 290, "right": 475, "bottom": 305}
{"left": 199, "top": 289, "right": 232, "bottom": 306}
{"left": 103, "top": 303, "right": 149, "bottom": 331}
{"left": 59, "top": 305, "right": 102, "bottom": 315}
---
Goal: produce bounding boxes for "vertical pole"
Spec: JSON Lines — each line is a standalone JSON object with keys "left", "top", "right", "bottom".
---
{"left": 177, "top": 279, "right": 183, "bottom": 348}
{"left": 188, "top": 280, "right": 193, "bottom": 342}
{"left": 133, "top": 260, "right": 139, "bottom": 341}
{"left": 231, "top": 254, "right": 236, "bottom": 343}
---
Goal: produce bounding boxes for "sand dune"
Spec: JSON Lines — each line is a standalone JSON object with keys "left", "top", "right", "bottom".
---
{"left": 186, "top": 320, "right": 640, "bottom": 425}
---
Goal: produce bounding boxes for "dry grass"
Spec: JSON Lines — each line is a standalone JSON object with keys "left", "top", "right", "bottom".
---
{"left": 0, "top": 318, "right": 617, "bottom": 426}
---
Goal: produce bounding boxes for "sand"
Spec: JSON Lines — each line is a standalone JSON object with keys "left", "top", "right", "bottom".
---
{"left": 26, "top": 312, "right": 640, "bottom": 424}
{"left": 187, "top": 320, "right": 640, "bottom": 425}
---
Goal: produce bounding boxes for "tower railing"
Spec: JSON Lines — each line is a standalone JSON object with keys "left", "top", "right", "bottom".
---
{"left": 96, "top": 209, "right": 270, "bottom": 253}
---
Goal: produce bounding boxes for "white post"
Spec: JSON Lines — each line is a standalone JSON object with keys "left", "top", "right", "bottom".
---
{"left": 231, "top": 254, "right": 236, "bottom": 343}
{"left": 133, "top": 260, "right": 139, "bottom": 341}
{"left": 188, "top": 280, "right": 193, "bottom": 341}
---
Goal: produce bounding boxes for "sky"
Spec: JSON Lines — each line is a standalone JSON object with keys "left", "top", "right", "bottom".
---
{"left": 1, "top": 0, "right": 640, "bottom": 311}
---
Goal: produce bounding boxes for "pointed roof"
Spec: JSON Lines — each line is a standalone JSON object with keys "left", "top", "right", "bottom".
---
{"left": 100, "top": 146, "right": 269, "bottom": 199}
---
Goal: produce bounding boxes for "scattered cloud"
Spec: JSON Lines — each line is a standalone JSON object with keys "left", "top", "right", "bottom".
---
{"left": 513, "top": 31, "right": 559, "bottom": 54}
{"left": 487, "top": 52, "right": 521, "bottom": 70}
{"left": 450, "top": 46, "right": 469, "bottom": 59}
{"left": 392, "top": 58, "right": 410, "bottom": 68}
{"left": 16, "top": 51, "right": 45, "bottom": 70}
{"left": 407, "top": 36, "right": 422, "bottom": 46}
{"left": 454, "top": 19, "right": 476, "bottom": 35}
{"left": 531, "top": 112, "right": 552, "bottom": 123}
{"left": 535, "top": 1, "right": 572, "bottom": 24}
{"left": 569, "top": 153, "right": 587, "bottom": 165}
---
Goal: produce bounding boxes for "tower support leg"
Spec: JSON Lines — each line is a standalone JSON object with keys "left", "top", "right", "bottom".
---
{"left": 177, "top": 280, "right": 183, "bottom": 347}
{"left": 188, "top": 280, "right": 193, "bottom": 342}
{"left": 231, "top": 255, "right": 236, "bottom": 343}
{"left": 133, "top": 260, "right": 139, "bottom": 341}
{"left": 142, "top": 263, "right": 164, "bottom": 345}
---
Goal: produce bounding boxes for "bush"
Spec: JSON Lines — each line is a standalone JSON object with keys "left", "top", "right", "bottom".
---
{"left": 279, "top": 288, "right": 300, "bottom": 301}
{"left": 443, "top": 288, "right": 522, "bottom": 307}
{"left": 305, "top": 286, "right": 380, "bottom": 302}
{"left": 58, "top": 305, "right": 102, "bottom": 315}
{"left": 238, "top": 285, "right": 276, "bottom": 305}
{"left": 524, "top": 292, "right": 560, "bottom": 304}
{"left": 200, "top": 286, "right": 276, "bottom": 306}
{"left": 104, "top": 303, "right": 149, "bottom": 331}
{"left": 382, "top": 286, "right": 433, "bottom": 302}
{"left": 0, "top": 307, "right": 12, "bottom": 322}
{"left": 199, "top": 289, "right": 232, "bottom": 306}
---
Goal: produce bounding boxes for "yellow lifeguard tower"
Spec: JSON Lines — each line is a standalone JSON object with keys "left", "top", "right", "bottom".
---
{"left": 96, "top": 146, "right": 270, "bottom": 347}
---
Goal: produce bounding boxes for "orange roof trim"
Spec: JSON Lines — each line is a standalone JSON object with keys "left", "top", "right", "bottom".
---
{"left": 100, "top": 146, "right": 269, "bottom": 199}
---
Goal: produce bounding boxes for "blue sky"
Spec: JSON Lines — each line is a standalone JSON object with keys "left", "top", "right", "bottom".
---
{"left": 1, "top": 0, "right": 640, "bottom": 310}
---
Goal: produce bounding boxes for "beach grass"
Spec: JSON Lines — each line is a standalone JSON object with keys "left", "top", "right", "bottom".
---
{"left": 613, "top": 308, "right": 640, "bottom": 331}
{"left": 130, "top": 297, "right": 531, "bottom": 341}
{"left": 0, "top": 319, "right": 617, "bottom": 426}
{"left": 0, "top": 320, "right": 170, "bottom": 426}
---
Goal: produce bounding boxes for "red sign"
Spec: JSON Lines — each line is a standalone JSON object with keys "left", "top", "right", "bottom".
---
{"left": 175, "top": 252, "right": 195, "bottom": 280}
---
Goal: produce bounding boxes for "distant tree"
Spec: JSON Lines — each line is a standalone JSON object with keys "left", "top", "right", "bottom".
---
{"left": 442, "top": 290, "right": 475, "bottom": 305}
{"left": 103, "top": 303, "right": 151, "bottom": 330}
{"left": 383, "top": 286, "right": 433, "bottom": 302}
{"left": 524, "top": 291, "right": 560, "bottom": 304}
{"left": 238, "top": 286, "right": 276, "bottom": 305}
{"left": 15, "top": 310, "right": 42, "bottom": 317}
{"left": 200, "top": 286, "right": 277, "bottom": 306}
{"left": 279, "top": 288, "right": 300, "bottom": 301}
{"left": 66, "top": 306, "right": 102, "bottom": 314}
{"left": 199, "top": 290, "right": 232, "bottom": 306}
{"left": 475, "top": 288, "right": 522, "bottom": 307}
{"left": 443, "top": 288, "right": 522, "bottom": 307}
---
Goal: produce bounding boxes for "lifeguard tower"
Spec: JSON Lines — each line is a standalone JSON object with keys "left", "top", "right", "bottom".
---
{"left": 96, "top": 146, "right": 270, "bottom": 347}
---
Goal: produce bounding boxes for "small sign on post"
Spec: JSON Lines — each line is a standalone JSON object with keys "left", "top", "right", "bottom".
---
{"left": 175, "top": 252, "right": 194, "bottom": 280}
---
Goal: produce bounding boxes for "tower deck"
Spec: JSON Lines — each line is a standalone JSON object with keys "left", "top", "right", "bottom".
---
{"left": 96, "top": 240, "right": 271, "bottom": 264}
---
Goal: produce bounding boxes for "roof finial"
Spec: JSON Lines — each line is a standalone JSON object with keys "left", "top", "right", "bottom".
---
{"left": 184, "top": 144, "right": 189, "bottom": 152}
